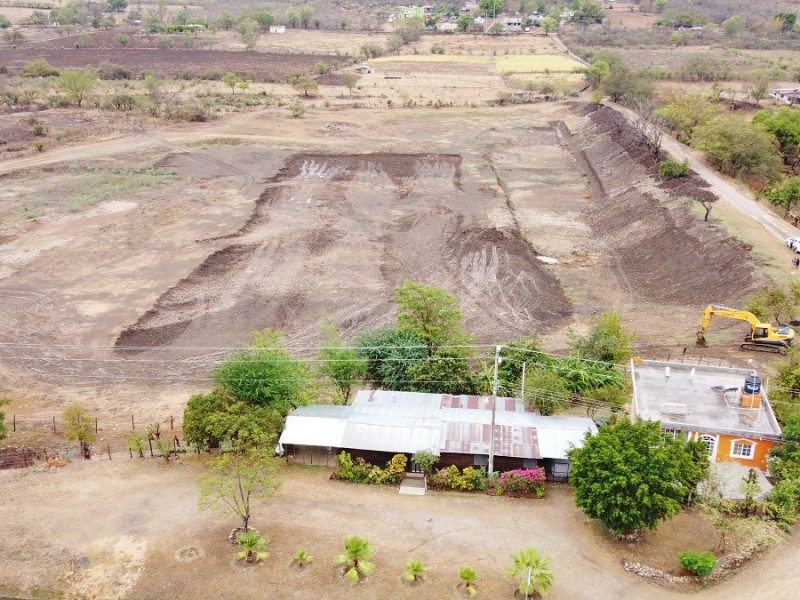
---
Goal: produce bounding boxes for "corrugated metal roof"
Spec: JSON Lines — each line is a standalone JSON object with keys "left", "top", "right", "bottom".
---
{"left": 281, "top": 391, "right": 597, "bottom": 460}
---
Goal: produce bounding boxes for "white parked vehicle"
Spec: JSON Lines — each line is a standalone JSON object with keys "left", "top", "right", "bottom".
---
{"left": 787, "top": 237, "right": 800, "bottom": 253}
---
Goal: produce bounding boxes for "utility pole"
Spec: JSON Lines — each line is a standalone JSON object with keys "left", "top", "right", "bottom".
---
{"left": 520, "top": 362, "right": 526, "bottom": 402}
{"left": 488, "top": 345, "right": 501, "bottom": 474}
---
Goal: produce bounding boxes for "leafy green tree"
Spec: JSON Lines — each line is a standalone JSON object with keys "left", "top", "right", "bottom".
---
{"left": 58, "top": 70, "right": 95, "bottom": 107}
{"left": 570, "top": 310, "right": 634, "bottom": 365}
{"left": 572, "top": 1, "right": 603, "bottom": 25}
{"left": 523, "top": 369, "right": 570, "bottom": 415}
{"left": 62, "top": 402, "right": 96, "bottom": 456}
{"left": 406, "top": 348, "right": 477, "bottom": 395}
{"left": 247, "top": 8, "right": 274, "bottom": 31}
{"left": 586, "top": 59, "right": 609, "bottom": 87}
{"left": 0, "top": 14, "right": 10, "bottom": 29}
{"left": 317, "top": 318, "right": 367, "bottom": 401}
{"left": 394, "top": 281, "right": 468, "bottom": 355}
{"left": 479, "top": 0, "right": 503, "bottom": 16}
{"left": 504, "top": 547, "right": 555, "bottom": 597}
{"left": 212, "top": 328, "right": 308, "bottom": 414}
{"left": 768, "top": 413, "right": 800, "bottom": 481}
{"left": 458, "top": 566, "right": 478, "bottom": 597}
{"left": 299, "top": 6, "right": 313, "bottom": 28}
{"left": 403, "top": 558, "right": 427, "bottom": 583}
{"left": 692, "top": 114, "right": 782, "bottom": 183}
{"left": 753, "top": 107, "right": 800, "bottom": 173}
{"left": 216, "top": 11, "right": 236, "bottom": 30}
{"left": 356, "top": 327, "right": 427, "bottom": 389}
{"left": 238, "top": 18, "right": 258, "bottom": 49}
{"left": 457, "top": 13, "right": 473, "bottom": 31}
{"left": 293, "top": 75, "right": 319, "bottom": 97}
{"left": 655, "top": 93, "right": 718, "bottom": 142}
{"left": 106, "top": 0, "right": 127, "bottom": 12}
{"left": 497, "top": 334, "right": 547, "bottom": 395}
{"left": 285, "top": 7, "right": 299, "bottom": 28}
{"left": 721, "top": 15, "right": 746, "bottom": 37}
{"left": 601, "top": 66, "right": 654, "bottom": 106}
{"left": 236, "top": 530, "right": 269, "bottom": 563}
{"left": 23, "top": 58, "right": 59, "bottom": 77}
{"left": 335, "top": 536, "right": 376, "bottom": 584}
{"left": 766, "top": 351, "right": 800, "bottom": 423}
{"left": 567, "top": 420, "right": 705, "bottom": 538}
{"left": 340, "top": 72, "right": 361, "bottom": 96}
{"left": 749, "top": 74, "right": 771, "bottom": 107}
{"left": 745, "top": 280, "right": 800, "bottom": 325}
{"left": 0, "top": 397, "right": 9, "bottom": 441}
{"left": 198, "top": 447, "right": 280, "bottom": 532}
{"left": 126, "top": 9, "right": 141, "bottom": 24}
{"left": 222, "top": 71, "right": 242, "bottom": 95}
{"left": 540, "top": 15, "right": 558, "bottom": 34}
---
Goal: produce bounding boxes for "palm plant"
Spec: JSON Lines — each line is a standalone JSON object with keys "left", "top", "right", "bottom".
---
{"left": 459, "top": 565, "right": 478, "bottom": 597}
{"left": 403, "top": 558, "right": 427, "bottom": 583}
{"left": 334, "top": 536, "right": 376, "bottom": 584}
{"left": 293, "top": 547, "right": 314, "bottom": 568}
{"left": 504, "top": 547, "right": 555, "bottom": 598}
{"left": 236, "top": 530, "right": 269, "bottom": 563}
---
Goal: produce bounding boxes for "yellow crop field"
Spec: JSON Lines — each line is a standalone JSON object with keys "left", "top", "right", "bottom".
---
{"left": 495, "top": 55, "right": 584, "bottom": 74}
{"left": 372, "top": 55, "right": 491, "bottom": 65}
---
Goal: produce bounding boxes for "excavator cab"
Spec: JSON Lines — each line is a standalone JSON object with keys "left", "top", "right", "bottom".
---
{"left": 753, "top": 327, "right": 769, "bottom": 339}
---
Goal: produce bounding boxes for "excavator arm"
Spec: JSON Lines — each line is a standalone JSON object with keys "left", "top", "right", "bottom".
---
{"left": 697, "top": 305, "right": 762, "bottom": 347}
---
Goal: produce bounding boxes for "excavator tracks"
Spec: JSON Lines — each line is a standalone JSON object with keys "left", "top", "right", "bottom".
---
{"left": 740, "top": 343, "right": 787, "bottom": 354}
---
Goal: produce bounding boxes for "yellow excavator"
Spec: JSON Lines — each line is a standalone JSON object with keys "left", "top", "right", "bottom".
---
{"left": 696, "top": 305, "right": 795, "bottom": 354}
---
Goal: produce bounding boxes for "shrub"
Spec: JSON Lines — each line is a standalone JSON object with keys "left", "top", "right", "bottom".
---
{"left": 97, "top": 62, "right": 132, "bottom": 80}
{"left": 659, "top": 158, "right": 689, "bottom": 179}
{"left": 23, "top": 58, "right": 59, "bottom": 77}
{"left": 335, "top": 451, "right": 408, "bottom": 485}
{"left": 496, "top": 467, "right": 546, "bottom": 497}
{"left": 430, "top": 465, "right": 487, "bottom": 491}
{"left": 32, "top": 139, "right": 46, "bottom": 152}
{"left": 431, "top": 44, "right": 445, "bottom": 55}
{"left": 678, "top": 550, "right": 716, "bottom": 576}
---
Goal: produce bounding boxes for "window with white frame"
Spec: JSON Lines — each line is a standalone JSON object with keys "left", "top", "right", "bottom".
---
{"left": 701, "top": 435, "right": 716, "bottom": 457}
{"left": 731, "top": 440, "right": 755, "bottom": 459}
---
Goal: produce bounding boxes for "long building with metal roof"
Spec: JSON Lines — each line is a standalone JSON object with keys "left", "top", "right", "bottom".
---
{"left": 278, "top": 390, "right": 597, "bottom": 477}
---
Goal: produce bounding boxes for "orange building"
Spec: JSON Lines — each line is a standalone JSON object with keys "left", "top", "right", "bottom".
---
{"left": 631, "top": 360, "right": 782, "bottom": 473}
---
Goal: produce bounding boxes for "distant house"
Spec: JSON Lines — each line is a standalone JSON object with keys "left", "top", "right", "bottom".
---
{"left": 423, "top": 4, "right": 435, "bottom": 17}
{"left": 461, "top": 2, "right": 479, "bottom": 13}
{"left": 503, "top": 17, "right": 523, "bottom": 31}
{"left": 437, "top": 21, "right": 458, "bottom": 31}
{"left": 631, "top": 360, "right": 783, "bottom": 472}
{"left": 278, "top": 390, "right": 597, "bottom": 479}
{"left": 399, "top": 5, "right": 425, "bottom": 20}
{"left": 353, "top": 64, "right": 372, "bottom": 74}
{"left": 269, "top": 25, "right": 286, "bottom": 33}
{"left": 770, "top": 88, "right": 800, "bottom": 106}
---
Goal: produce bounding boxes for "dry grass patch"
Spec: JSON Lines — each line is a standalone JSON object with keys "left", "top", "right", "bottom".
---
{"left": 496, "top": 54, "right": 584, "bottom": 74}
{"left": 372, "top": 54, "right": 490, "bottom": 65}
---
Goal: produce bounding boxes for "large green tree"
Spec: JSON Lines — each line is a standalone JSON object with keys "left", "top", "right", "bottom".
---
{"left": 567, "top": 420, "right": 707, "bottom": 538}
{"left": 355, "top": 327, "right": 427, "bottom": 390}
{"left": 394, "top": 281, "right": 468, "bottom": 355}
{"left": 406, "top": 348, "right": 478, "bottom": 395}
{"left": 753, "top": 107, "right": 800, "bottom": 173}
{"left": 692, "top": 114, "right": 782, "bottom": 183}
{"left": 212, "top": 328, "right": 308, "bottom": 414}
{"left": 745, "top": 280, "right": 800, "bottom": 325}
{"left": 764, "top": 352, "right": 800, "bottom": 423}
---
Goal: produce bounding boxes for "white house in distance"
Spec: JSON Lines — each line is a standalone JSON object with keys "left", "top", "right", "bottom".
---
{"left": 278, "top": 390, "right": 597, "bottom": 479}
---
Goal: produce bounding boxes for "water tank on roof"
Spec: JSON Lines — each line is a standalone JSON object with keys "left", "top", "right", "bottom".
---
{"left": 744, "top": 372, "right": 761, "bottom": 395}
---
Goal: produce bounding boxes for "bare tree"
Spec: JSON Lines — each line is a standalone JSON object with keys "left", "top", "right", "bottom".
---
{"left": 632, "top": 101, "right": 664, "bottom": 163}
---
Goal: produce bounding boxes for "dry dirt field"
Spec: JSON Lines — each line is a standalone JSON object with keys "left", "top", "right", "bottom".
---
{"left": 1, "top": 458, "right": 797, "bottom": 600}
{"left": 2, "top": 28, "right": 800, "bottom": 598}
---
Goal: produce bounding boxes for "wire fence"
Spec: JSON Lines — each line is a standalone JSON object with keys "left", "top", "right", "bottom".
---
{"left": 1, "top": 412, "right": 185, "bottom": 470}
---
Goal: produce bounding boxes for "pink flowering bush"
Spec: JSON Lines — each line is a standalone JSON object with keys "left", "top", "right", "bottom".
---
{"left": 497, "top": 467, "right": 546, "bottom": 497}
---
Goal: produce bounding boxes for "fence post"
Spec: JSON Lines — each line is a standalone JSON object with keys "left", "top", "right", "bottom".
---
{"left": 170, "top": 415, "right": 173, "bottom": 430}
{"left": 12, "top": 414, "right": 15, "bottom": 432}
{"left": 107, "top": 443, "right": 112, "bottom": 460}
{"left": 22, "top": 448, "right": 28, "bottom": 468}
{"left": 95, "top": 418, "right": 98, "bottom": 434}
{"left": 52, "top": 416, "right": 56, "bottom": 433}
{"left": 132, "top": 414, "right": 135, "bottom": 431}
